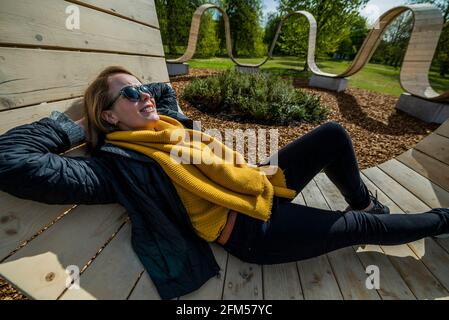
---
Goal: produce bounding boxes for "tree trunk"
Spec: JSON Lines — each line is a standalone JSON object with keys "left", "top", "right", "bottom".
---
{"left": 302, "top": 61, "right": 309, "bottom": 72}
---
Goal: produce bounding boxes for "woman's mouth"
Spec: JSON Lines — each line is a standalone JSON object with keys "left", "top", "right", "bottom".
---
{"left": 140, "top": 106, "right": 155, "bottom": 115}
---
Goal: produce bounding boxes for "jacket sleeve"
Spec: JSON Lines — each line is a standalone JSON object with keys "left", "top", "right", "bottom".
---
{"left": 145, "top": 82, "right": 179, "bottom": 113}
{"left": 0, "top": 111, "right": 117, "bottom": 205}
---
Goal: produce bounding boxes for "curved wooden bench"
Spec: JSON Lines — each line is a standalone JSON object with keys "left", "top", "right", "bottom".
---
{"left": 170, "top": 4, "right": 448, "bottom": 103}
{"left": 166, "top": 3, "right": 269, "bottom": 68}
{"left": 1, "top": 0, "right": 449, "bottom": 300}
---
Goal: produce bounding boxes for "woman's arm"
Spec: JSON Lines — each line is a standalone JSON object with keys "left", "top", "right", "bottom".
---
{"left": 0, "top": 111, "right": 117, "bottom": 205}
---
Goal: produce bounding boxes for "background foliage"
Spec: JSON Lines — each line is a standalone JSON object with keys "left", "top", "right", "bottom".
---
{"left": 155, "top": 0, "right": 449, "bottom": 76}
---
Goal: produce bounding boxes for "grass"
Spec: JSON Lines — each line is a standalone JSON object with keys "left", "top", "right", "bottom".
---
{"left": 187, "top": 56, "right": 449, "bottom": 97}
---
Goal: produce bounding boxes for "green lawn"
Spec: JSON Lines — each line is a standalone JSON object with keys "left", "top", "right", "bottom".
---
{"left": 187, "top": 56, "right": 449, "bottom": 97}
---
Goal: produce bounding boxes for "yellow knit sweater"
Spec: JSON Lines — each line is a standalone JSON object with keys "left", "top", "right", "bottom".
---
{"left": 105, "top": 115, "right": 296, "bottom": 241}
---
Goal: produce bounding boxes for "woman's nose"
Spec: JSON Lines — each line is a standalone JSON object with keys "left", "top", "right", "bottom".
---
{"left": 140, "top": 92, "right": 154, "bottom": 104}
{"left": 140, "top": 92, "right": 155, "bottom": 106}
{"left": 140, "top": 91, "right": 152, "bottom": 101}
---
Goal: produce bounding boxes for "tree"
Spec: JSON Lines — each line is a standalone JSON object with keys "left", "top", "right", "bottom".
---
{"left": 370, "top": 12, "right": 413, "bottom": 68}
{"left": 264, "top": 12, "right": 283, "bottom": 56}
{"left": 155, "top": 0, "right": 218, "bottom": 56}
{"left": 276, "top": 0, "right": 369, "bottom": 57}
{"left": 196, "top": 12, "right": 220, "bottom": 58}
{"left": 335, "top": 14, "right": 369, "bottom": 60}
{"left": 436, "top": 22, "right": 449, "bottom": 76}
{"left": 217, "top": 0, "right": 267, "bottom": 57}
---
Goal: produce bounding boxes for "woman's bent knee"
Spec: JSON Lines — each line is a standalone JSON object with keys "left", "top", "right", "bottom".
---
{"left": 322, "top": 121, "right": 346, "bottom": 133}
{"left": 320, "top": 121, "right": 351, "bottom": 145}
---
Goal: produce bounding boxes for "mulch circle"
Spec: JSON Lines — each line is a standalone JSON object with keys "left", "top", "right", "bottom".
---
{"left": 0, "top": 68, "right": 441, "bottom": 300}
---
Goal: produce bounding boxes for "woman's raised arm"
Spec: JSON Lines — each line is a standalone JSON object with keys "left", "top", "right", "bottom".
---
{"left": 0, "top": 111, "right": 117, "bottom": 205}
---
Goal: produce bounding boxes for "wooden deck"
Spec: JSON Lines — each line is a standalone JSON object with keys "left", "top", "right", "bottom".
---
{"left": 1, "top": 0, "right": 449, "bottom": 300}
{"left": 1, "top": 119, "right": 448, "bottom": 300}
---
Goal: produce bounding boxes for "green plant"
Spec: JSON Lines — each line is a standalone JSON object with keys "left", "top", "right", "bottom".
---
{"left": 182, "top": 69, "right": 328, "bottom": 125}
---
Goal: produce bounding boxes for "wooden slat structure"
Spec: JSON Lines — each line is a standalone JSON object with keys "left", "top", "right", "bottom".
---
{"left": 1, "top": 0, "right": 449, "bottom": 300}
{"left": 169, "top": 4, "right": 448, "bottom": 102}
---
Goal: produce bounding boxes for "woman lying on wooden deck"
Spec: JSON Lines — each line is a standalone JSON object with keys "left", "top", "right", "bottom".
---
{"left": 0, "top": 66, "right": 448, "bottom": 300}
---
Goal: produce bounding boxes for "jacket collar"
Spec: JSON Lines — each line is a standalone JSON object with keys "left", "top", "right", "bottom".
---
{"left": 100, "top": 143, "right": 155, "bottom": 164}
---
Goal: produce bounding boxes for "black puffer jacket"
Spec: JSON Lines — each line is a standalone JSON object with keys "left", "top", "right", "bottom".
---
{"left": 0, "top": 83, "right": 220, "bottom": 299}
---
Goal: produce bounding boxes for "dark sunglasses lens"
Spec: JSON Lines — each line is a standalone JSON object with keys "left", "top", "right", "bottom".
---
{"left": 140, "top": 86, "right": 151, "bottom": 94}
{"left": 122, "top": 86, "right": 141, "bottom": 101}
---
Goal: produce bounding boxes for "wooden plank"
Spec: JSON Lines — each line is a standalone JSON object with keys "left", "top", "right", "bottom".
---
{"left": 369, "top": 161, "right": 449, "bottom": 277}
{"left": 313, "top": 174, "right": 383, "bottom": 300}
{"left": 378, "top": 159, "right": 449, "bottom": 209}
{"left": 0, "top": 192, "right": 74, "bottom": 261}
{"left": 297, "top": 255, "right": 343, "bottom": 300}
{"left": 296, "top": 181, "right": 344, "bottom": 300}
{"left": 330, "top": 169, "right": 446, "bottom": 299}
{"left": 70, "top": 0, "right": 159, "bottom": 28}
{"left": 364, "top": 172, "right": 448, "bottom": 300}
{"left": 0, "top": 142, "right": 91, "bottom": 262}
{"left": 359, "top": 174, "right": 429, "bottom": 300}
{"left": 291, "top": 190, "right": 304, "bottom": 205}
{"left": 363, "top": 167, "right": 430, "bottom": 213}
{"left": 59, "top": 222, "right": 143, "bottom": 300}
{"left": 396, "top": 149, "right": 449, "bottom": 193}
{"left": 127, "top": 272, "right": 160, "bottom": 300}
{"left": 263, "top": 263, "right": 303, "bottom": 300}
{"left": 0, "top": 47, "right": 169, "bottom": 110}
{"left": 375, "top": 243, "right": 448, "bottom": 299}
{"left": 0, "top": 0, "right": 164, "bottom": 57}
{"left": 0, "top": 203, "right": 127, "bottom": 299}
{"left": 325, "top": 247, "right": 381, "bottom": 300}
{"left": 318, "top": 172, "right": 441, "bottom": 299}
{"left": 0, "top": 83, "right": 178, "bottom": 135}
{"left": 362, "top": 167, "right": 449, "bottom": 298}
{"left": 435, "top": 119, "right": 449, "bottom": 138}
{"left": 324, "top": 175, "right": 414, "bottom": 300}
{"left": 355, "top": 244, "right": 416, "bottom": 300}
{"left": 222, "top": 254, "right": 263, "bottom": 300}
{"left": 179, "top": 243, "right": 228, "bottom": 300}
{"left": 414, "top": 134, "right": 449, "bottom": 167}
{"left": 0, "top": 98, "right": 82, "bottom": 135}
{"left": 407, "top": 236, "right": 449, "bottom": 293}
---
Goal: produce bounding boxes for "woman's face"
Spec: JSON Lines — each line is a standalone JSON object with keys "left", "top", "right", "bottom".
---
{"left": 101, "top": 73, "right": 159, "bottom": 131}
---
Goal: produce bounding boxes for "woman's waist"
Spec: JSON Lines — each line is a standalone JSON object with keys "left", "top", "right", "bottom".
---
{"left": 215, "top": 196, "right": 282, "bottom": 246}
{"left": 216, "top": 210, "right": 238, "bottom": 245}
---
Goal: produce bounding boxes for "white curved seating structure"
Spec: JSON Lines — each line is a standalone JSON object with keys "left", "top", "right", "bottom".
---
{"left": 166, "top": 3, "right": 271, "bottom": 68}
{"left": 1, "top": 0, "right": 449, "bottom": 300}
{"left": 171, "top": 4, "right": 448, "bottom": 102}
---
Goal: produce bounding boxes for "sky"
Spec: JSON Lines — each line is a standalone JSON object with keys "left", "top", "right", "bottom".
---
{"left": 262, "top": 0, "right": 409, "bottom": 26}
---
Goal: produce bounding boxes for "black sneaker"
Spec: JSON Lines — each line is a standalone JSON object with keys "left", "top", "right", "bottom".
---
{"left": 344, "top": 189, "right": 390, "bottom": 214}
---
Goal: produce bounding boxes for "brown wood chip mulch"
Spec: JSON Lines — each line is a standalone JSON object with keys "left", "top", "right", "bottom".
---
{"left": 0, "top": 68, "right": 441, "bottom": 300}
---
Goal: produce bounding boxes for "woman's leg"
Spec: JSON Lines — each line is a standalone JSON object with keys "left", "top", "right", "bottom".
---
{"left": 261, "top": 121, "right": 371, "bottom": 210}
{"left": 223, "top": 199, "right": 449, "bottom": 265}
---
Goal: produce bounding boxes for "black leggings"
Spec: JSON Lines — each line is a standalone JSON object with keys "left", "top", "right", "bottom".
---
{"left": 221, "top": 121, "right": 449, "bottom": 264}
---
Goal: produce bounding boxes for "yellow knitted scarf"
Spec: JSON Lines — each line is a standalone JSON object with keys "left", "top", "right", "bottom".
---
{"left": 105, "top": 115, "right": 296, "bottom": 224}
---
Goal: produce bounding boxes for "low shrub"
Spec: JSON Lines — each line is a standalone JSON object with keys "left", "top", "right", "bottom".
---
{"left": 181, "top": 70, "right": 328, "bottom": 125}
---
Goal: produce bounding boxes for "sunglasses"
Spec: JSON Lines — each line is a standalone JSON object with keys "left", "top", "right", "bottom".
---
{"left": 107, "top": 85, "right": 153, "bottom": 109}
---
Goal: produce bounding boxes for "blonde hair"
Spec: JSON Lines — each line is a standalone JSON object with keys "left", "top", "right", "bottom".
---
{"left": 82, "top": 66, "right": 142, "bottom": 152}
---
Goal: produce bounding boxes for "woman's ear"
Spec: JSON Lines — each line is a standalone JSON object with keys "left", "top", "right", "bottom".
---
{"left": 101, "top": 110, "right": 117, "bottom": 126}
